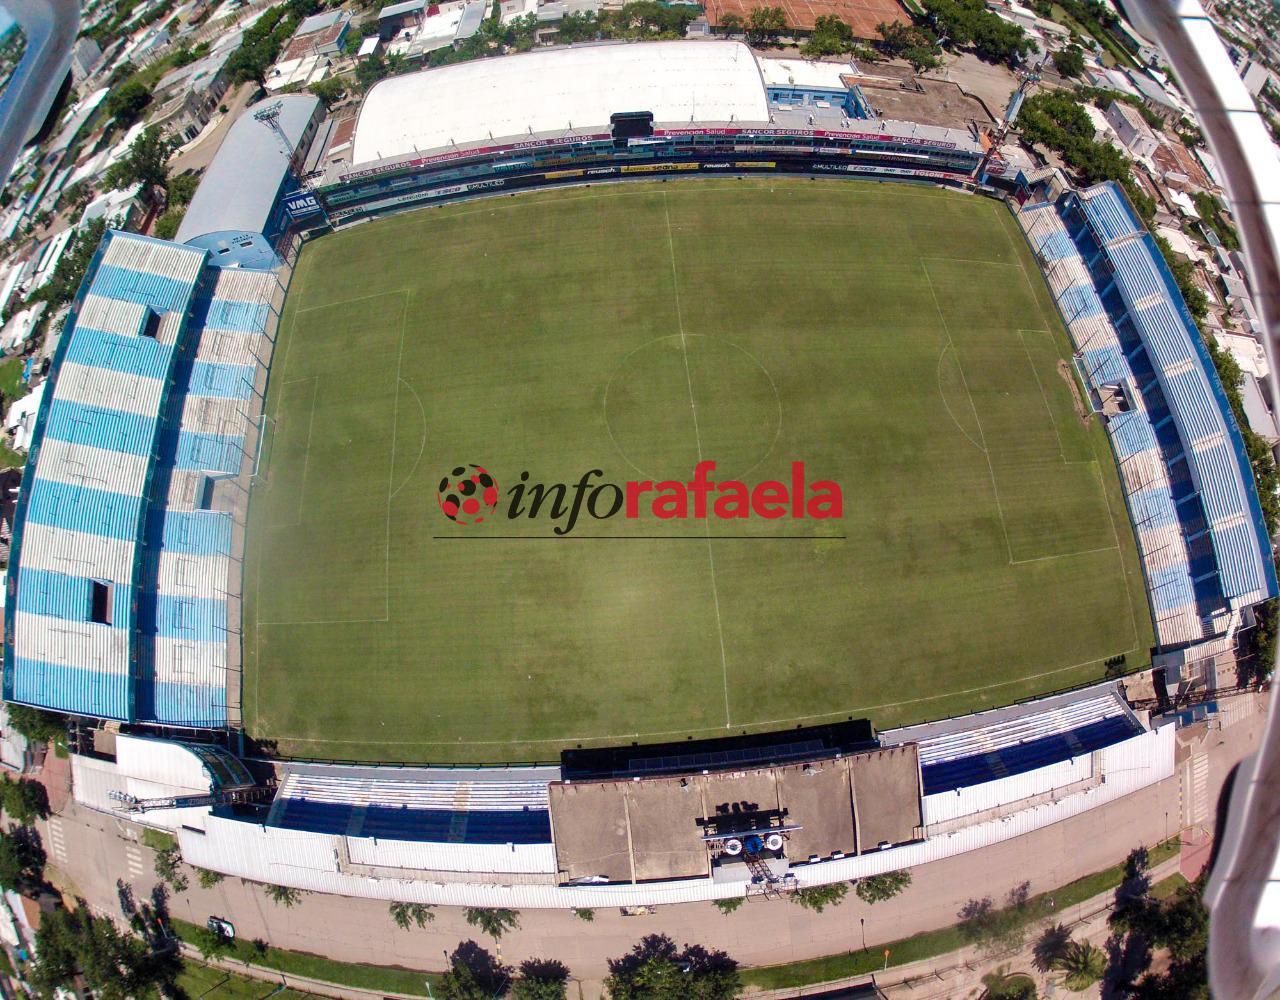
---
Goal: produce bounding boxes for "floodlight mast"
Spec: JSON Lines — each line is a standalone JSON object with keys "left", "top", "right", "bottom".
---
{"left": 254, "top": 101, "right": 294, "bottom": 159}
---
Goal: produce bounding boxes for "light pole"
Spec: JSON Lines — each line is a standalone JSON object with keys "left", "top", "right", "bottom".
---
{"left": 860, "top": 916, "right": 866, "bottom": 951}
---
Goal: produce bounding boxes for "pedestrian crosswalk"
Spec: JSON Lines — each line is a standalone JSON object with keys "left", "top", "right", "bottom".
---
{"left": 1183, "top": 754, "right": 1210, "bottom": 829}
{"left": 125, "top": 842, "right": 145, "bottom": 880}
{"left": 46, "top": 818, "right": 66, "bottom": 866}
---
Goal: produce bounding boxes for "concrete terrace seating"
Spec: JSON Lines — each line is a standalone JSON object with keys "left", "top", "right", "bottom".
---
{"left": 268, "top": 768, "right": 554, "bottom": 846}
{"left": 884, "top": 687, "right": 1141, "bottom": 794}
{"left": 912, "top": 692, "right": 1128, "bottom": 767}
{"left": 277, "top": 769, "right": 552, "bottom": 811}
{"left": 140, "top": 268, "right": 275, "bottom": 727}
{"left": 1018, "top": 202, "right": 1204, "bottom": 648}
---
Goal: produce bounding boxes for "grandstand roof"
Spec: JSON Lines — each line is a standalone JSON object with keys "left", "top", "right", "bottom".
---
{"left": 175, "top": 94, "right": 320, "bottom": 245}
{"left": 352, "top": 41, "right": 772, "bottom": 165}
{"left": 5, "top": 232, "right": 206, "bottom": 720}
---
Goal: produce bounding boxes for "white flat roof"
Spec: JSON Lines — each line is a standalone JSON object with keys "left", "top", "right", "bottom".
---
{"left": 757, "top": 57, "right": 855, "bottom": 91}
{"left": 353, "top": 41, "right": 771, "bottom": 165}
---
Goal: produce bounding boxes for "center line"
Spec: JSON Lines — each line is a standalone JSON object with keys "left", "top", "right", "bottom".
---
{"left": 664, "top": 193, "right": 731, "bottom": 728}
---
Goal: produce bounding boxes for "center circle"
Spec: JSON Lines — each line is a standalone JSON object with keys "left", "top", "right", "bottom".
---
{"left": 603, "top": 335, "right": 782, "bottom": 483}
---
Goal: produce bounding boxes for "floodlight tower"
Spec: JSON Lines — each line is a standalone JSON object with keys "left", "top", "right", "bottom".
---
{"left": 254, "top": 100, "right": 294, "bottom": 159}
{"left": 977, "top": 65, "right": 1044, "bottom": 181}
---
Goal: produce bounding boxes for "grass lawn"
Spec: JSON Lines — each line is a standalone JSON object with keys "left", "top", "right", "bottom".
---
{"left": 244, "top": 179, "right": 1153, "bottom": 763}
{"left": 0, "top": 355, "right": 28, "bottom": 403}
{"left": 173, "top": 920, "right": 438, "bottom": 996}
{"left": 177, "top": 960, "right": 316, "bottom": 999}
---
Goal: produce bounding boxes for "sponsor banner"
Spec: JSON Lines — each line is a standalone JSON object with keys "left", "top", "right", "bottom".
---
{"left": 812, "top": 163, "right": 963, "bottom": 180}
{"left": 735, "top": 160, "right": 775, "bottom": 168}
{"left": 342, "top": 133, "right": 613, "bottom": 181}
{"left": 282, "top": 191, "right": 323, "bottom": 220}
{"left": 700, "top": 162, "right": 733, "bottom": 169}
{"left": 656, "top": 126, "right": 960, "bottom": 150}
{"left": 620, "top": 162, "right": 698, "bottom": 174}
{"left": 585, "top": 166, "right": 618, "bottom": 176}
{"left": 329, "top": 178, "right": 507, "bottom": 220}
{"left": 545, "top": 169, "right": 585, "bottom": 179}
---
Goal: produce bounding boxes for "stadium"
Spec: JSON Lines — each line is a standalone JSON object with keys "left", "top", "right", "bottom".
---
{"left": 2, "top": 40, "right": 1274, "bottom": 905}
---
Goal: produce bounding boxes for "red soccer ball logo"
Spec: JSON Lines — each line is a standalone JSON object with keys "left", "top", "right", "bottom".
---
{"left": 437, "top": 464, "right": 499, "bottom": 524}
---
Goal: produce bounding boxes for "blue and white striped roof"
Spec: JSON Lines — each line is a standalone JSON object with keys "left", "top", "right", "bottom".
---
{"left": 5, "top": 233, "right": 206, "bottom": 720}
{"left": 1080, "top": 181, "right": 1277, "bottom": 608}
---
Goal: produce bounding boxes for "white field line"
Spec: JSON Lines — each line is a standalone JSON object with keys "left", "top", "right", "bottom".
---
{"left": 665, "top": 192, "right": 731, "bottom": 729}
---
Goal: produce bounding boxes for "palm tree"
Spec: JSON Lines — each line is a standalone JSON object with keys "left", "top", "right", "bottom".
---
{"left": 1032, "top": 923, "right": 1072, "bottom": 972}
{"left": 1054, "top": 939, "right": 1105, "bottom": 992}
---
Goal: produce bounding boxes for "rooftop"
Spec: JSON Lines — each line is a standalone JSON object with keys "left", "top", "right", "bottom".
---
{"left": 352, "top": 40, "right": 772, "bottom": 165}
{"left": 175, "top": 94, "right": 320, "bottom": 243}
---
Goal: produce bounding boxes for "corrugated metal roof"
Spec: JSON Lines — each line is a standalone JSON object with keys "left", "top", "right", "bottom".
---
{"left": 6, "top": 232, "right": 206, "bottom": 721}
{"left": 175, "top": 95, "right": 320, "bottom": 244}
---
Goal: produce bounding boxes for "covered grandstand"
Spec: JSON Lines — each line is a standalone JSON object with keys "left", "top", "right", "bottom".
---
{"left": 352, "top": 42, "right": 772, "bottom": 165}
{"left": 314, "top": 42, "right": 983, "bottom": 223}
{"left": 91, "top": 682, "right": 1175, "bottom": 907}
{"left": 1019, "top": 181, "right": 1277, "bottom": 651}
{"left": 2, "top": 231, "right": 278, "bottom": 727}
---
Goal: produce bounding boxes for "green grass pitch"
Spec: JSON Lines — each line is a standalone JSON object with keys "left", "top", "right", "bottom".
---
{"left": 243, "top": 178, "right": 1155, "bottom": 763}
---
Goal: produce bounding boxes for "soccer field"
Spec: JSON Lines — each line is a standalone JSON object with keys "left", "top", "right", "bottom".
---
{"left": 243, "top": 178, "right": 1155, "bottom": 764}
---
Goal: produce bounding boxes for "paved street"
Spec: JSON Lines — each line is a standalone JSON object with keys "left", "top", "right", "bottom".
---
{"left": 35, "top": 695, "right": 1265, "bottom": 988}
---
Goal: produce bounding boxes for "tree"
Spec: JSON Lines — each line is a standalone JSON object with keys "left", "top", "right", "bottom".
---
{"left": 264, "top": 883, "right": 303, "bottom": 907}
{"left": 153, "top": 844, "right": 188, "bottom": 893}
{"left": 197, "top": 868, "right": 225, "bottom": 889}
{"left": 605, "top": 934, "right": 740, "bottom": 1000}
{"left": 389, "top": 901, "right": 434, "bottom": 929}
{"left": 28, "top": 906, "right": 180, "bottom": 999}
{"left": 745, "top": 5, "right": 787, "bottom": 46}
{"left": 439, "top": 940, "right": 510, "bottom": 1000}
{"left": 0, "top": 827, "right": 44, "bottom": 893}
{"left": 958, "top": 881, "right": 1033, "bottom": 956}
{"left": 922, "top": 0, "right": 1031, "bottom": 66}
{"left": 106, "top": 79, "right": 152, "bottom": 126}
{"left": 465, "top": 906, "right": 520, "bottom": 939}
{"left": 104, "top": 126, "right": 174, "bottom": 207}
{"left": 855, "top": 870, "right": 911, "bottom": 904}
{"left": 166, "top": 172, "right": 200, "bottom": 207}
{"left": 0, "top": 776, "right": 49, "bottom": 824}
{"left": 876, "top": 21, "right": 941, "bottom": 71}
{"left": 1054, "top": 43, "right": 1086, "bottom": 77}
{"left": 1054, "top": 939, "right": 1105, "bottom": 991}
{"left": 573, "top": 906, "right": 594, "bottom": 921}
{"left": 510, "top": 958, "right": 570, "bottom": 1000}
{"left": 791, "top": 882, "right": 848, "bottom": 913}
{"left": 719, "top": 12, "right": 743, "bottom": 34}
{"left": 714, "top": 896, "right": 744, "bottom": 914}
{"left": 24, "top": 217, "right": 106, "bottom": 310}
{"left": 800, "top": 14, "right": 856, "bottom": 58}
{"left": 152, "top": 207, "right": 185, "bottom": 240}
{"left": 309, "top": 76, "right": 347, "bottom": 109}
{"left": 5, "top": 705, "right": 64, "bottom": 744}
{"left": 356, "top": 52, "right": 390, "bottom": 89}
{"left": 1033, "top": 923, "right": 1072, "bottom": 972}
